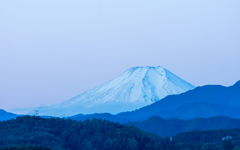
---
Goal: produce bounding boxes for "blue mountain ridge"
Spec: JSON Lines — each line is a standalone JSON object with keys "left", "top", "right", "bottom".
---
{"left": 2, "top": 80, "right": 240, "bottom": 123}
{"left": 117, "top": 80, "right": 240, "bottom": 120}
{"left": 0, "top": 109, "right": 19, "bottom": 121}
{"left": 124, "top": 116, "right": 240, "bottom": 137}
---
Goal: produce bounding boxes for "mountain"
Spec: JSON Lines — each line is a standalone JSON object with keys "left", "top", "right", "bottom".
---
{"left": 125, "top": 116, "right": 240, "bottom": 137}
{"left": 32, "top": 66, "right": 195, "bottom": 117}
{"left": 117, "top": 80, "right": 240, "bottom": 120}
{"left": 69, "top": 102, "right": 240, "bottom": 123}
{"left": 0, "top": 109, "right": 18, "bottom": 121}
{"left": 152, "top": 101, "right": 240, "bottom": 120}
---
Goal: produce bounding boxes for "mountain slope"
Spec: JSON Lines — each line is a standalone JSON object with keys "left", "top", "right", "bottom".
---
{"left": 0, "top": 109, "right": 18, "bottom": 121}
{"left": 69, "top": 102, "right": 240, "bottom": 123}
{"left": 125, "top": 116, "right": 240, "bottom": 137}
{"left": 33, "top": 66, "right": 195, "bottom": 117}
{"left": 153, "top": 101, "right": 240, "bottom": 120}
{"left": 117, "top": 80, "right": 240, "bottom": 120}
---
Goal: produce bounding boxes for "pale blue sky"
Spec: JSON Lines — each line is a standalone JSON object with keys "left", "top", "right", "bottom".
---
{"left": 1, "top": 0, "right": 240, "bottom": 110}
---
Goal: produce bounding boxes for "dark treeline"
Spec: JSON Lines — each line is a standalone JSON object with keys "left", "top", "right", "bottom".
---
{"left": 173, "top": 128, "right": 240, "bottom": 144}
{"left": 0, "top": 146, "right": 52, "bottom": 150}
{"left": 0, "top": 116, "right": 168, "bottom": 150}
{"left": 169, "top": 129, "right": 240, "bottom": 150}
{"left": 1, "top": 116, "right": 240, "bottom": 150}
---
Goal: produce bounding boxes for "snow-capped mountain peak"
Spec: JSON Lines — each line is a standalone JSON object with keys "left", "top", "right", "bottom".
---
{"left": 32, "top": 66, "right": 195, "bottom": 117}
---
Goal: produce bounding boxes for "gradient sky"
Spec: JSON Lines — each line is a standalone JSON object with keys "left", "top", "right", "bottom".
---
{"left": 1, "top": 0, "right": 240, "bottom": 111}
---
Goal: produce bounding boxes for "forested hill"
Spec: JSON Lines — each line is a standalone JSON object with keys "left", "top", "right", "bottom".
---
{"left": 166, "top": 128, "right": 240, "bottom": 150}
{"left": 70, "top": 113, "right": 129, "bottom": 123}
{"left": 0, "top": 116, "right": 168, "bottom": 150}
{"left": 1, "top": 116, "right": 240, "bottom": 150}
{"left": 171, "top": 129, "right": 240, "bottom": 150}
{"left": 125, "top": 116, "right": 240, "bottom": 137}
{"left": 173, "top": 128, "right": 240, "bottom": 144}
{"left": 0, "top": 146, "right": 52, "bottom": 150}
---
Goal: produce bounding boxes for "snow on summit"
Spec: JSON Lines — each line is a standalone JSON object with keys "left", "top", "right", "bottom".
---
{"left": 32, "top": 66, "right": 195, "bottom": 117}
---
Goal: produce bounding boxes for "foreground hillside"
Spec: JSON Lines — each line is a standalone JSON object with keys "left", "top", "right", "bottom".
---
{"left": 125, "top": 116, "right": 240, "bottom": 137}
{"left": 0, "top": 116, "right": 168, "bottom": 150}
{"left": 1, "top": 116, "right": 240, "bottom": 150}
{"left": 171, "top": 128, "right": 240, "bottom": 149}
{"left": 0, "top": 146, "right": 52, "bottom": 150}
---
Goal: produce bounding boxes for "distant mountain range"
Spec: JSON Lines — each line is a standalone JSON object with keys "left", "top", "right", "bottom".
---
{"left": 69, "top": 101, "right": 240, "bottom": 123}
{"left": 125, "top": 116, "right": 240, "bottom": 137}
{"left": 2, "top": 80, "right": 240, "bottom": 124}
{"left": 30, "top": 66, "right": 195, "bottom": 117}
{"left": 0, "top": 109, "right": 18, "bottom": 121}
{"left": 70, "top": 80, "right": 240, "bottom": 123}
{"left": 71, "top": 101, "right": 240, "bottom": 123}
{"left": 117, "top": 80, "right": 240, "bottom": 120}
{"left": 152, "top": 101, "right": 240, "bottom": 120}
